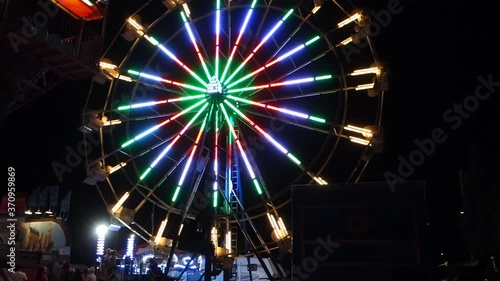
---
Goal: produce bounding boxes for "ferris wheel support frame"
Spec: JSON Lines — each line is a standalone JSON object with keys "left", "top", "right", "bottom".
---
{"left": 218, "top": 188, "right": 278, "bottom": 280}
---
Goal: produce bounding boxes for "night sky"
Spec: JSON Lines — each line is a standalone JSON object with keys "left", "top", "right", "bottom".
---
{"left": 1, "top": 0, "right": 498, "bottom": 270}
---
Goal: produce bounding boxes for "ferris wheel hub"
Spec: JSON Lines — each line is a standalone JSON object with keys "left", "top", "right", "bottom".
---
{"left": 206, "top": 76, "right": 227, "bottom": 104}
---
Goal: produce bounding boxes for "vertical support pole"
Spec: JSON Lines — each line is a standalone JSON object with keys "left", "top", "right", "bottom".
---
{"left": 76, "top": 20, "right": 84, "bottom": 57}
{"left": 100, "top": 0, "right": 111, "bottom": 39}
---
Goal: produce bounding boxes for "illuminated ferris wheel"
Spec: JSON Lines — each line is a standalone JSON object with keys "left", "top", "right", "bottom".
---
{"left": 82, "top": 0, "right": 386, "bottom": 268}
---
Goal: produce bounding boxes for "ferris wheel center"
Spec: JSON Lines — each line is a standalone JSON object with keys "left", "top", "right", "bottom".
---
{"left": 206, "top": 76, "right": 227, "bottom": 103}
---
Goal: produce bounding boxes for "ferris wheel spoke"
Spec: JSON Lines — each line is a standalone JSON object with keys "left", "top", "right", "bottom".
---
{"left": 224, "top": 100, "right": 328, "bottom": 186}
{"left": 88, "top": 121, "right": 198, "bottom": 186}
{"left": 214, "top": 0, "right": 222, "bottom": 79}
{"left": 243, "top": 47, "right": 335, "bottom": 98}
{"left": 108, "top": 148, "right": 194, "bottom": 239}
{"left": 232, "top": 120, "right": 290, "bottom": 243}
{"left": 120, "top": 99, "right": 207, "bottom": 148}
{"left": 223, "top": 8, "right": 295, "bottom": 85}
{"left": 220, "top": 0, "right": 257, "bottom": 82}
{"left": 101, "top": 128, "right": 186, "bottom": 189}
{"left": 171, "top": 113, "right": 210, "bottom": 203}
{"left": 258, "top": 87, "right": 344, "bottom": 102}
{"left": 180, "top": 11, "right": 212, "bottom": 81}
{"left": 226, "top": 95, "right": 326, "bottom": 124}
{"left": 127, "top": 70, "right": 207, "bottom": 93}
{"left": 140, "top": 148, "right": 197, "bottom": 215}
{"left": 101, "top": 112, "right": 180, "bottom": 123}
{"left": 112, "top": 128, "right": 204, "bottom": 241}
{"left": 181, "top": 2, "right": 213, "bottom": 70}
{"left": 249, "top": 1, "right": 272, "bottom": 54}
{"left": 227, "top": 74, "right": 332, "bottom": 94}
{"left": 126, "top": 18, "right": 208, "bottom": 87}
{"left": 99, "top": 132, "right": 177, "bottom": 181}
{"left": 220, "top": 103, "right": 263, "bottom": 196}
{"left": 116, "top": 94, "right": 205, "bottom": 111}
{"left": 95, "top": 114, "right": 208, "bottom": 157}
{"left": 267, "top": 3, "right": 315, "bottom": 60}
{"left": 111, "top": 76, "right": 188, "bottom": 96}
{"left": 231, "top": 1, "right": 312, "bottom": 94}
{"left": 212, "top": 108, "right": 221, "bottom": 208}
{"left": 242, "top": 108, "right": 338, "bottom": 136}
{"left": 226, "top": 35, "right": 320, "bottom": 89}
{"left": 139, "top": 103, "right": 210, "bottom": 181}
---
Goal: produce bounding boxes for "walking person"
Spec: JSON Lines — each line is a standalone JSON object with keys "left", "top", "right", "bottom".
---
{"left": 35, "top": 266, "right": 48, "bottom": 281}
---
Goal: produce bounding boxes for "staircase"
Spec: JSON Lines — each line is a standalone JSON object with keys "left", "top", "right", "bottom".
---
{"left": 229, "top": 129, "right": 240, "bottom": 256}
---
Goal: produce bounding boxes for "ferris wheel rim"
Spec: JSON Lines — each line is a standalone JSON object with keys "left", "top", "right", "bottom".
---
{"left": 83, "top": 0, "right": 385, "bottom": 249}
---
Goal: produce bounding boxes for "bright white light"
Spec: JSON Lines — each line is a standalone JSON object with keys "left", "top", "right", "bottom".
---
{"left": 351, "top": 67, "right": 381, "bottom": 76}
{"left": 267, "top": 213, "right": 286, "bottom": 239}
{"left": 225, "top": 231, "right": 232, "bottom": 254}
{"left": 349, "top": 136, "right": 370, "bottom": 146}
{"left": 181, "top": 256, "right": 198, "bottom": 269}
{"left": 102, "top": 119, "right": 122, "bottom": 126}
{"left": 344, "top": 125, "right": 374, "bottom": 138}
{"left": 312, "top": 0, "right": 324, "bottom": 14}
{"left": 178, "top": 223, "right": 184, "bottom": 236}
{"left": 96, "top": 225, "right": 108, "bottom": 236}
{"left": 82, "top": 0, "right": 94, "bottom": 6}
{"left": 338, "top": 13, "right": 362, "bottom": 28}
{"left": 127, "top": 18, "right": 144, "bottom": 31}
{"left": 355, "top": 83, "right": 375, "bottom": 91}
{"left": 99, "top": 61, "right": 117, "bottom": 69}
{"left": 314, "top": 176, "right": 328, "bottom": 185}
{"left": 118, "top": 75, "right": 133, "bottom": 82}
{"left": 142, "top": 254, "right": 154, "bottom": 263}
{"left": 340, "top": 37, "right": 352, "bottom": 45}
{"left": 111, "top": 192, "right": 130, "bottom": 213}
{"left": 96, "top": 225, "right": 107, "bottom": 256}
{"left": 126, "top": 235, "right": 135, "bottom": 258}
{"left": 144, "top": 35, "right": 159, "bottom": 46}
{"left": 154, "top": 219, "right": 168, "bottom": 244}
{"left": 211, "top": 227, "right": 218, "bottom": 248}
{"left": 182, "top": 3, "right": 190, "bottom": 16}
{"left": 277, "top": 217, "right": 288, "bottom": 236}
{"left": 109, "top": 162, "right": 127, "bottom": 174}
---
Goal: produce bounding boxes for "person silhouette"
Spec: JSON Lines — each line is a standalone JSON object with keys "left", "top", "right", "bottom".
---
{"left": 147, "top": 260, "right": 162, "bottom": 281}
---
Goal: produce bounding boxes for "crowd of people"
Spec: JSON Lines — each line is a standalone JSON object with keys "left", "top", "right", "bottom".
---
{"left": 0, "top": 248, "right": 118, "bottom": 281}
{"left": 99, "top": 249, "right": 118, "bottom": 281}
{"left": 0, "top": 246, "right": 182, "bottom": 281}
{"left": 0, "top": 265, "right": 97, "bottom": 281}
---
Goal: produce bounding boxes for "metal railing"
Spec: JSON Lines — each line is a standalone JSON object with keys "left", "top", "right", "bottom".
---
{"left": 1, "top": 0, "right": 102, "bottom": 69}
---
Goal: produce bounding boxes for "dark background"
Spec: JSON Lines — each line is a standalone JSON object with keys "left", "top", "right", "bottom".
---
{"left": 1, "top": 0, "right": 498, "bottom": 273}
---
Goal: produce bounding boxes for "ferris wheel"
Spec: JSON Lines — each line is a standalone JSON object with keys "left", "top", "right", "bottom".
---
{"left": 82, "top": 0, "right": 386, "bottom": 272}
